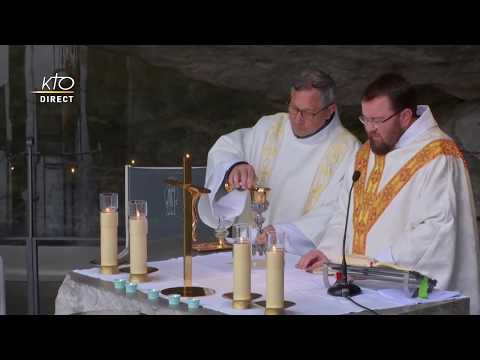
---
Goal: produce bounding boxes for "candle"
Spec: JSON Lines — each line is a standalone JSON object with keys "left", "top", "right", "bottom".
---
{"left": 266, "top": 245, "right": 284, "bottom": 309}
{"left": 183, "top": 153, "right": 192, "bottom": 185}
{"left": 129, "top": 200, "right": 148, "bottom": 276}
{"left": 126, "top": 282, "right": 138, "bottom": 294}
{"left": 99, "top": 193, "right": 118, "bottom": 271}
{"left": 188, "top": 298, "right": 200, "bottom": 310}
{"left": 100, "top": 208, "right": 118, "bottom": 266}
{"left": 113, "top": 279, "right": 126, "bottom": 290}
{"left": 129, "top": 215, "right": 147, "bottom": 275}
{"left": 233, "top": 238, "right": 251, "bottom": 302}
{"left": 147, "top": 289, "right": 160, "bottom": 300}
{"left": 168, "top": 294, "right": 181, "bottom": 306}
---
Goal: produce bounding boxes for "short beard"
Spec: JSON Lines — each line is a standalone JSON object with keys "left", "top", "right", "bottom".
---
{"left": 369, "top": 137, "right": 393, "bottom": 155}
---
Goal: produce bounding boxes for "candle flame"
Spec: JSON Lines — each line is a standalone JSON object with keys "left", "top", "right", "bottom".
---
{"left": 136, "top": 209, "right": 140, "bottom": 218}
{"left": 271, "top": 244, "right": 282, "bottom": 252}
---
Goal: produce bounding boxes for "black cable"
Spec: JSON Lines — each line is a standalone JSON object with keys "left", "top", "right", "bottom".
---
{"left": 346, "top": 296, "right": 380, "bottom": 315}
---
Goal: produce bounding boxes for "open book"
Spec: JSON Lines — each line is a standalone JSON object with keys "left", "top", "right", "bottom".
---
{"left": 339, "top": 254, "right": 412, "bottom": 272}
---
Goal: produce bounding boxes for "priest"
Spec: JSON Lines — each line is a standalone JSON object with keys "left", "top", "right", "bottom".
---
{"left": 198, "top": 69, "right": 360, "bottom": 255}
{"left": 298, "top": 73, "right": 480, "bottom": 314}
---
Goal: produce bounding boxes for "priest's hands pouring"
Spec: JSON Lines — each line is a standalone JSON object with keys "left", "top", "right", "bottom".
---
{"left": 228, "top": 163, "right": 257, "bottom": 190}
{"left": 296, "top": 249, "right": 330, "bottom": 272}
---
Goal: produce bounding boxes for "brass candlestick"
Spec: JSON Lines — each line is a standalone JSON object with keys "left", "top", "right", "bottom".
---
{"left": 249, "top": 186, "right": 270, "bottom": 256}
{"left": 161, "top": 153, "right": 216, "bottom": 298}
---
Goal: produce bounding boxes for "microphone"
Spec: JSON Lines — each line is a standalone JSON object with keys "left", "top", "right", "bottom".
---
{"left": 328, "top": 170, "right": 362, "bottom": 297}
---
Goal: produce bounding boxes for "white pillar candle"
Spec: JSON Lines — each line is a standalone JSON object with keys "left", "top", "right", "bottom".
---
{"left": 266, "top": 245, "right": 284, "bottom": 309}
{"left": 129, "top": 215, "right": 147, "bottom": 274}
{"left": 233, "top": 238, "right": 251, "bottom": 301}
{"left": 100, "top": 208, "right": 118, "bottom": 266}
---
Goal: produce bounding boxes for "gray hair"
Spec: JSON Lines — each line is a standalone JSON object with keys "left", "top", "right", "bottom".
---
{"left": 290, "top": 69, "right": 336, "bottom": 106}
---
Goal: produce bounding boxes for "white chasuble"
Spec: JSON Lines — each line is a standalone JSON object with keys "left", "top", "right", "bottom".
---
{"left": 319, "top": 106, "right": 480, "bottom": 314}
{"left": 198, "top": 112, "right": 360, "bottom": 255}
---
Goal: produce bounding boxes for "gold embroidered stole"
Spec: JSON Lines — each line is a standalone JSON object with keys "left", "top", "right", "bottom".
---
{"left": 352, "top": 139, "right": 466, "bottom": 255}
{"left": 302, "top": 129, "right": 353, "bottom": 214}
{"left": 256, "top": 115, "right": 286, "bottom": 186}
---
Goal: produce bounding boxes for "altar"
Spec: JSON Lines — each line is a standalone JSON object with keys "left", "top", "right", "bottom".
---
{"left": 55, "top": 252, "right": 469, "bottom": 315}
{"left": 58, "top": 157, "right": 469, "bottom": 316}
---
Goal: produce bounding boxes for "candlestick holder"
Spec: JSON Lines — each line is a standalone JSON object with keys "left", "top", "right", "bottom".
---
{"left": 253, "top": 300, "right": 297, "bottom": 315}
{"left": 222, "top": 292, "right": 263, "bottom": 309}
{"left": 119, "top": 265, "right": 159, "bottom": 282}
{"left": 100, "top": 265, "right": 119, "bottom": 275}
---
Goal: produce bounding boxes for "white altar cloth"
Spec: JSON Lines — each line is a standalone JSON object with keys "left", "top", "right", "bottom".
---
{"left": 73, "top": 252, "right": 462, "bottom": 315}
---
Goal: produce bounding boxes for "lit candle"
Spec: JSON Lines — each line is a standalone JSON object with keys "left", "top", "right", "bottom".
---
{"left": 266, "top": 244, "right": 284, "bottom": 309}
{"left": 100, "top": 207, "right": 118, "bottom": 266}
{"left": 233, "top": 237, "right": 251, "bottom": 302}
{"left": 99, "top": 193, "right": 118, "bottom": 271}
{"left": 129, "top": 200, "right": 148, "bottom": 276}
{"left": 183, "top": 153, "right": 191, "bottom": 184}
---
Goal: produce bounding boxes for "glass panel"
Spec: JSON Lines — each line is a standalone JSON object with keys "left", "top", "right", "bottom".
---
{"left": 0, "top": 45, "right": 279, "bottom": 313}
{"left": 128, "top": 166, "right": 209, "bottom": 260}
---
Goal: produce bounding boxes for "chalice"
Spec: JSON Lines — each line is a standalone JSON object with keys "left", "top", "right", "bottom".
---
{"left": 249, "top": 186, "right": 270, "bottom": 256}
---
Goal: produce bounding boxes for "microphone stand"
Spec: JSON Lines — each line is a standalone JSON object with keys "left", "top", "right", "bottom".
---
{"left": 328, "top": 171, "right": 361, "bottom": 297}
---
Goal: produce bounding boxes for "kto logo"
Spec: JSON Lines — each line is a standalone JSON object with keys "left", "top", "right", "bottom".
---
{"left": 31, "top": 73, "right": 75, "bottom": 103}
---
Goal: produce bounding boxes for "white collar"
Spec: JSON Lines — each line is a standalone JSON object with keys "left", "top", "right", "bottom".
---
{"left": 286, "top": 111, "right": 341, "bottom": 145}
{"left": 394, "top": 105, "right": 437, "bottom": 149}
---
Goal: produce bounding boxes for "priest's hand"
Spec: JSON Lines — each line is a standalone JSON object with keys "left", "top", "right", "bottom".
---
{"left": 296, "top": 249, "right": 329, "bottom": 272}
{"left": 228, "top": 163, "right": 257, "bottom": 190}
{"left": 255, "top": 225, "right": 276, "bottom": 245}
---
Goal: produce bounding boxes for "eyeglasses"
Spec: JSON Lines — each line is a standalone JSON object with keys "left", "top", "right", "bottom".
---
{"left": 358, "top": 109, "right": 402, "bottom": 126}
{"left": 288, "top": 102, "right": 332, "bottom": 121}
